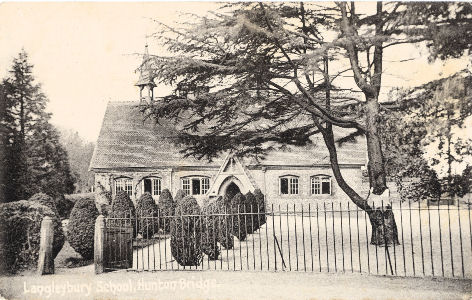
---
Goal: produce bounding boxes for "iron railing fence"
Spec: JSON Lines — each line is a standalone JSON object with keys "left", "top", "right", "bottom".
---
{"left": 104, "top": 199, "right": 472, "bottom": 278}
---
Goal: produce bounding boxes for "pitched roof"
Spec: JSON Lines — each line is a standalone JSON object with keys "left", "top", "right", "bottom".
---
{"left": 89, "top": 101, "right": 366, "bottom": 170}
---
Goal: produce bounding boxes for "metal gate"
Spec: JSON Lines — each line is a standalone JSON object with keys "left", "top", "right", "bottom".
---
{"left": 103, "top": 201, "right": 472, "bottom": 279}
{"left": 104, "top": 217, "right": 133, "bottom": 271}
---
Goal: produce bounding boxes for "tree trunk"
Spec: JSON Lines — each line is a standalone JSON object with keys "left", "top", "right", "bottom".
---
{"left": 320, "top": 119, "right": 399, "bottom": 246}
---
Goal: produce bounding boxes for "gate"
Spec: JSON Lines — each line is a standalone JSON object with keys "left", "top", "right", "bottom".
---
{"left": 102, "top": 200, "right": 472, "bottom": 279}
{"left": 104, "top": 216, "right": 133, "bottom": 271}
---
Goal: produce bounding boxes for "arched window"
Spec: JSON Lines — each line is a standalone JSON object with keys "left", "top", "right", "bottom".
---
{"left": 181, "top": 176, "right": 210, "bottom": 195}
{"left": 311, "top": 175, "right": 332, "bottom": 195}
{"left": 114, "top": 177, "right": 133, "bottom": 197}
{"left": 280, "top": 175, "right": 299, "bottom": 195}
{"left": 141, "top": 177, "right": 162, "bottom": 197}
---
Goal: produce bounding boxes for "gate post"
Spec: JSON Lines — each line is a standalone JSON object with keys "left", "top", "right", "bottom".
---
{"left": 37, "top": 216, "right": 54, "bottom": 275}
{"left": 94, "top": 215, "right": 106, "bottom": 274}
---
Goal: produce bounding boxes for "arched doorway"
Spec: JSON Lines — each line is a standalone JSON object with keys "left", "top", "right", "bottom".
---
{"left": 225, "top": 182, "right": 241, "bottom": 200}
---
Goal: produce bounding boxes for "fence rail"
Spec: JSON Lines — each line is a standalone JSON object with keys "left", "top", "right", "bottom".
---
{"left": 104, "top": 199, "right": 472, "bottom": 278}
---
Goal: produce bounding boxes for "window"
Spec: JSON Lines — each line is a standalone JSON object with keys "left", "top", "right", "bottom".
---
{"left": 311, "top": 175, "right": 331, "bottom": 195}
{"left": 115, "top": 178, "right": 133, "bottom": 197}
{"left": 280, "top": 176, "right": 299, "bottom": 195}
{"left": 181, "top": 176, "right": 210, "bottom": 195}
{"left": 142, "top": 177, "right": 161, "bottom": 197}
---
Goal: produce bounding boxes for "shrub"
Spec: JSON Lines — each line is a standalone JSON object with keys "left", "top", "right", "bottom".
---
{"left": 174, "top": 189, "right": 186, "bottom": 204}
{"left": 244, "top": 191, "right": 259, "bottom": 234}
{"left": 54, "top": 194, "right": 75, "bottom": 220}
{"left": 215, "top": 196, "right": 234, "bottom": 250}
{"left": 29, "top": 193, "right": 59, "bottom": 216}
{"left": 230, "top": 193, "right": 250, "bottom": 241}
{"left": 136, "top": 192, "right": 159, "bottom": 238}
{"left": 67, "top": 198, "right": 99, "bottom": 259}
{"left": 170, "top": 195, "right": 203, "bottom": 266}
{"left": 254, "top": 189, "right": 266, "bottom": 227}
{"left": 159, "top": 189, "right": 175, "bottom": 233}
{"left": 201, "top": 201, "right": 221, "bottom": 260}
{"left": 95, "top": 190, "right": 112, "bottom": 216}
{"left": 110, "top": 191, "right": 136, "bottom": 236}
{"left": 0, "top": 201, "right": 65, "bottom": 274}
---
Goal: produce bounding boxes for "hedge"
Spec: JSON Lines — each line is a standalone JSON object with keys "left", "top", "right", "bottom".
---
{"left": 110, "top": 191, "right": 137, "bottom": 236}
{"left": 54, "top": 194, "right": 75, "bottom": 220}
{"left": 29, "top": 193, "right": 59, "bottom": 216}
{"left": 67, "top": 198, "right": 99, "bottom": 259}
{"left": 174, "top": 189, "right": 186, "bottom": 204}
{"left": 158, "top": 188, "right": 175, "bottom": 233}
{"left": 254, "top": 189, "right": 266, "bottom": 227}
{"left": 217, "top": 195, "right": 234, "bottom": 249}
{"left": 230, "top": 193, "right": 250, "bottom": 241}
{"left": 170, "top": 195, "right": 203, "bottom": 266}
{"left": 0, "top": 201, "right": 64, "bottom": 274}
{"left": 244, "top": 191, "right": 259, "bottom": 234}
{"left": 136, "top": 192, "right": 159, "bottom": 238}
{"left": 201, "top": 200, "right": 221, "bottom": 260}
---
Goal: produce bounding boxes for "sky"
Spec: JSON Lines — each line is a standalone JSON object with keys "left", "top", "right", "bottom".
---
{"left": 0, "top": 2, "right": 470, "bottom": 158}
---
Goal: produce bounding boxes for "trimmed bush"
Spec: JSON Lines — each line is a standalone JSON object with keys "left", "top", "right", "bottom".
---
{"left": 244, "top": 191, "right": 259, "bottom": 234}
{"left": 201, "top": 200, "right": 221, "bottom": 260}
{"left": 54, "top": 194, "right": 75, "bottom": 220}
{"left": 158, "top": 189, "right": 175, "bottom": 233}
{"left": 95, "top": 190, "right": 112, "bottom": 217}
{"left": 136, "top": 192, "right": 159, "bottom": 238}
{"left": 174, "top": 189, "right": 186, "bottom": 204}
{"left": 170, "top": 195, "right": 203, "bottom": 266}
{"left": 67, "top": 198, "right": 99, "bottom": 259}
{"left": 110, "top": 191, "right": 136, "bottom": 236}
{"left": 215, "top": 196, "right": 234, "bottom": 250}
{"left": 29, "top": 193, "right": 59, "bottom": 216}
{"left": 0, "top": 201, "right": 65, "bottom": 274}
{"left": 230, "top": 193, "right": 250, "bottom": 241}
{"left": 254, "top": 189, "right": 266, "bottom": 227}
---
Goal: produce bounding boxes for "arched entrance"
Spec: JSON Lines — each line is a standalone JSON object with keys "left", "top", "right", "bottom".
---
{"left": 225, "top": 182, "right": 241, "bottom": 200}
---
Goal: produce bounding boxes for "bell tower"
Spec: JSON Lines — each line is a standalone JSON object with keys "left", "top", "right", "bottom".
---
{"left": 135, "top": 44, "right": 156, "bottom": 102}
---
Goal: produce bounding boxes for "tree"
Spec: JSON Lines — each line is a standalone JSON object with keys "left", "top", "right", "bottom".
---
{"left": 142, "top": 3, "right": 471, "bottom": 245}
{"left": 59, "top": 128, "right": 95, "bottom": 193}
{"left": 1, "top": 50, "right": 75, "bottom": 201}
{"left": 384, "top": 71, "right": 472, "bottom": 198}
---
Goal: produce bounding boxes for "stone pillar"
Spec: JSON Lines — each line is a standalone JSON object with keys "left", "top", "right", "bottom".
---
{"left": 94, "top": 215, "right": 106, "bottom": 274}
{"left": 37, "top": 216, "right": 54, "bottom": 275}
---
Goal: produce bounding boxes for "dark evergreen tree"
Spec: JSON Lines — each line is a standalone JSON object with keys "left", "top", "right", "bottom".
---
{"left": 1, "top": 50, "right": 75, "bottom": 201}
{"left": 158, "top": 188, "right": 175, "bottom": 233}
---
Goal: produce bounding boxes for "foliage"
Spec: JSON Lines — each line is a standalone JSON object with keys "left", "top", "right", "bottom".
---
{"left": 59, "top": 128, "right": 95, "bottom": 193}
{"left": 201, "top": 200, "right": 221, "bottom": 260}
{"left": 0, "top": 200, "right": 64, "bottom": 273}
{"left": 158, "top": 188, "right": 175, "bottom": 233}
{"left": 174, "top": 189, "right": 186, "bottom": 204}
{"left": 0, "top": 50, "right": 75, "bottom": 202}
{"left": 215, "top": 195, "right": 234, "bottom": 250}
{"left": 94, "top": 185, "right": 112, "bottom": 217}
{"left": 140, "top": 3, "right": 470, "bottom": 245}
{"left": 67, "top": 198, "right": 99, "bottom": 259}
{"left": 383, "top": 71, "right": 472, "bottom": 199}
{"left": 170, "top": 195, "right": 203, "bottom": 266}
{"left": 243, "top": 191, "right": 259, "bottom": 234}
{"left": 29, "top": 193, "right": 59, "bottom": 215}
{"left": 230, "top": 193, "right": 252, "bottom": 241}
{"left": 136, "top": 192, "right": 159, "bottom": 238}
{"left": 54, "top": 194, "right": 75, "bottom": 220}
{"left": 110, "top": 191, "right": 136, "bottom": 236}
{"left": 253, "top": 189, "right": 266, "bottom": 227}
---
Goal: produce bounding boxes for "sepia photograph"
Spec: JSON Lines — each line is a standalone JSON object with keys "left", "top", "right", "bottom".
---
{"left": 0, "top": 1, "right": 471, "bottom": 299}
